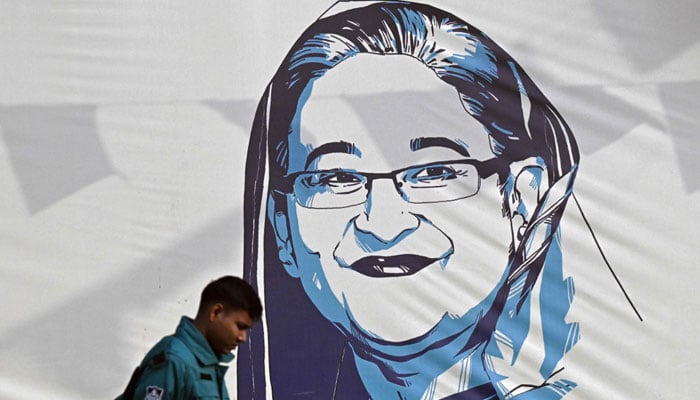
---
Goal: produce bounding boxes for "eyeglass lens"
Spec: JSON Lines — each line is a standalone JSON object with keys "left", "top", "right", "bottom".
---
{"left": 293, "top": 161, "right": 480, "bottom": 209}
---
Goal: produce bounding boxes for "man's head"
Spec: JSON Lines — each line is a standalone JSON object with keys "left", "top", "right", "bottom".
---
{"left": 194, "top": 276, "right": 262, "bottom": 355}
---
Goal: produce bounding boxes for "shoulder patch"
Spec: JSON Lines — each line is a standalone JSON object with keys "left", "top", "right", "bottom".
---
{"left": 145, "top": 386, "right": 164, "bottom": 400}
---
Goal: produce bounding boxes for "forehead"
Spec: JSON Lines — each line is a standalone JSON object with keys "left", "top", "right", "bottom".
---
{"left": 288, "top": 54, "right": 493, "bottom": 172}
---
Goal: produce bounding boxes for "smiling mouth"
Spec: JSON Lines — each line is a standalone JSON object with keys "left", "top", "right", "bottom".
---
{"left": 348, "top": 255, "right": 438, "bottom": 278}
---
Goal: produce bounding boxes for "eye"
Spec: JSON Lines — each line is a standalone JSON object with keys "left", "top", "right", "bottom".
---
{"left": 296, "top": 171, "right": 366, "bottom": 197}
{"left": 407, "top": 164, "right": 459, "bottom": 183}
{"left": 324, "top": 171, "right": 362, "bottom": 186}
{"left": 300, "top": 171, "right": 363, "bottom": 188}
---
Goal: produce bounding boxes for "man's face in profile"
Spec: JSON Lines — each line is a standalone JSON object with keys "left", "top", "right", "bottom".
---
{"left": 275, "top": 55, "right": 515, "bottom": 342}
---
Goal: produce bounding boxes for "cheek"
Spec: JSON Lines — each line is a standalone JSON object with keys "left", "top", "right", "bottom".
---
{"left": 225, "top": 322, "right": 241, "bottom": 344}
{"left": 230, "top": 326, "right": 240, "bottom": 341}
{"left": 434, "top": 179, "right": 512, "bottom": 264}
{"left": 209, "top": 325, "right": 227, "bottom": 351}
{"left": 292, "top": 205, "right": 359, "bottom": 252}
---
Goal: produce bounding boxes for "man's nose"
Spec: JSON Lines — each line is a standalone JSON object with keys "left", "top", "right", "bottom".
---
{"left": 353, "top": 179, "right": 419, "bottom": 243}
{"left": 238, "top": 330, "right": 248, "bottom": 343}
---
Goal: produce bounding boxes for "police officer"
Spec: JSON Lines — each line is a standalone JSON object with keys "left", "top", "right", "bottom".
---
{"left": 117, "top": 276, "right": 262, "bottom": 400}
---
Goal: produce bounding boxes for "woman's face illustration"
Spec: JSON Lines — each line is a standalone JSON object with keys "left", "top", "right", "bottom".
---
{"left": 278, "top": 55, "right": 514, "bottom": 341}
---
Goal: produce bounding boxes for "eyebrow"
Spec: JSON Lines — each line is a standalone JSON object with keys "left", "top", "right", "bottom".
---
{"left": 305, "top": 141, "right": 360, "bottom": 169}
{"left": 409, "top": 137, "right": 471, "bottom": 157}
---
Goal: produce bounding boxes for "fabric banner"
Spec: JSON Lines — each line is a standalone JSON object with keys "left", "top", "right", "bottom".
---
{"left": 1, "top": 1, "right": 698, "bottom": 399}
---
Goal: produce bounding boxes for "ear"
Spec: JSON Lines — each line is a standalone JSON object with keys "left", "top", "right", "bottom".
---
{"left": 268, "top": 194, "right": 300, "bottom": 278}
{"left": 507, "top": 159, "right": 548, "bottom": 249}
{"left": 209, "top": 303, "right": 225, "bottom": 322}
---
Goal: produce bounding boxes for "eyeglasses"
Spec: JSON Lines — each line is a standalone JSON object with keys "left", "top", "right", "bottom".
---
{"left": 278, "top": 159, "right": 503, "bottom": 209}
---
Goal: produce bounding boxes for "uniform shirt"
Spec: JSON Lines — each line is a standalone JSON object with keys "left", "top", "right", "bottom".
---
{"left": 117, "top": 317, "right": 234, "bottom": 400}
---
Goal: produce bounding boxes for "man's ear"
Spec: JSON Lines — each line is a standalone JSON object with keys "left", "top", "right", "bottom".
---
{"left": 268, "top": 194, "right": 300, "bottom": 278}
{"left": 209, "top": 303, "right": 225, "bottom": 321}
{"left": 508, "top": 159, "right": 548, "bottom": 249}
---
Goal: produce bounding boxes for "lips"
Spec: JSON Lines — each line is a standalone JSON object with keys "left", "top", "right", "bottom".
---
{"left": 348, "top": 254, "right": 438, "bottom": 278}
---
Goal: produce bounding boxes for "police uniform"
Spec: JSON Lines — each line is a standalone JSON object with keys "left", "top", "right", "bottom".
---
{"left": 117, "top": 317, "right": 234, "bottom": 400}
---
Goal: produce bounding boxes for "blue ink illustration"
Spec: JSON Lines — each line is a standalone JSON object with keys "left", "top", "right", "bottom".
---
{"left": 240, "top": 1, "right": 584, "bottom": 398}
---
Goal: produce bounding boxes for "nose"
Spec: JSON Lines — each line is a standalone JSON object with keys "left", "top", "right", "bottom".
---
{"left": 238, "top": 330, "right": 248, "bottom": 343}
{"left": 353, "top": 179, "right": 419, "bottom": 243}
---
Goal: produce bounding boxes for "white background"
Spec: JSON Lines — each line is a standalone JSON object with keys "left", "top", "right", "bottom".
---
{"left": 1, "top": 1, "right": 698, "bottom": 399}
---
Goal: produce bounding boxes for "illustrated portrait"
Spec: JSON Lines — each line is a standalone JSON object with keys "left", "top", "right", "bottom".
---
{"left": 3, "top": 0, "right": 698, "bottom": 399}
{"left": 240, "top": 1, "right": 580, "bottom": 399}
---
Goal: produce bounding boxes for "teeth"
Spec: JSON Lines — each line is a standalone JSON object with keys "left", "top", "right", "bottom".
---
{"left": 381, "top": 266, "right": 409, "bottom": 274}
{"left": 371, "top": 265, "right": 411, "bottom": 275}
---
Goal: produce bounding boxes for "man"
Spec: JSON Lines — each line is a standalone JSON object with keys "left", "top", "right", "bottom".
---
{"left": 117, "top": 276, "right": 262, "bottom": 400}
{"left": 240, "top": 1, "right": 579, "bottom": 399}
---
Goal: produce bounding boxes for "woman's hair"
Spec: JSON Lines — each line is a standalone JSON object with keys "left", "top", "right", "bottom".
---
{"left": 260, "top": 1, "right": 578, "bottom": 188}
{"left": 239, "top": 2, "right": 579, "bottom": 398}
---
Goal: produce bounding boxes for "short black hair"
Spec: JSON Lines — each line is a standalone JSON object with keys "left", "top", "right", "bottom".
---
{"left": 198, "top": 276, "right": 262, "bottom": 321}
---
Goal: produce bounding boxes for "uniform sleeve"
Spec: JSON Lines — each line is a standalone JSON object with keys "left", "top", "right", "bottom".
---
{"left": 131, "top": 355, "right": 193, "bottom": 400}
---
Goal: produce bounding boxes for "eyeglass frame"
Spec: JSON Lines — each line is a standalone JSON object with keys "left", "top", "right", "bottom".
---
{"left": 273, "top": 157, "right": 509, "bottom": 209}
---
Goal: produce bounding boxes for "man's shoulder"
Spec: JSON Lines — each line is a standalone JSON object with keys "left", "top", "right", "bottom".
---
{"left": 146, "top": 334, "right": 198, "bottom": 368}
